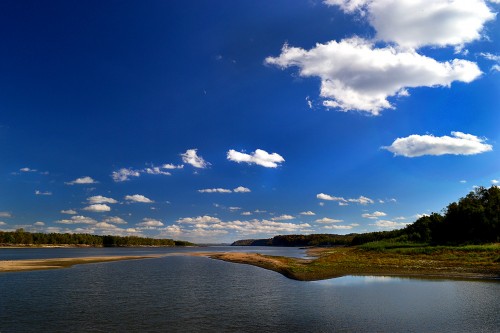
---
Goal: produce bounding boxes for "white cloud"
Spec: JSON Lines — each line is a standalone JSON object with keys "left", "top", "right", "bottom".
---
{"left": 34, "top": 221, "right": 45, "bottom": 226}
{"left": 162, "top": 163, "right": 184, "bottom": 169}
{"left": 137, "top": 218, "right": 164, "bottom": 227}
{"left": 317, "top": 193, "right": 374, "bottom": 205}
{"left": 300, "top": 211, "right": 316, "bottom": 216}
{"left": 227, "top": 149, "right": 285, "bottom": 168}
{"left": 492, "top": 64, "right": 500, "bottom": 72}
{"left": 125, "top": 194, "right": 154, "bottom": 203}
{"left": 0, "top": 221, "right": 6, "bottom": 226}
{"left": 83, "top": 204, "right": 111, "bottom": 212}
{"left": 315, "top": 217, "right": 344, "bottom": 223}
{"left": 271, "top": 214, "right": 295, "bottom": 221}
{"left": 383, "top": 132, "right": 493, "bottom": 157}
{"left": 324, "top": 0, "right": 496, "bottom": 49}
{"left": 35, "top": 190, "right": 52, "bottom": 196}
{"left": 233, "top": 186, "right": 251, "bottom": 193}
{"left": 316, "top": 193, "right": 346, "bottom": 202}
{"left": 198, "top": 188, "right": 232, "bottom": 193}
{"left": 348, "top": 196, "right": 375, "bottom": 205}
{"left": 61, "top": 209, "right": 77, "bottom": 215}
{"left": 181, "top": 149, "right": 210, "bottom": 169}
{"left": 241, "top": 212, "right": 252, "bottom": 216}
{"left": 266, "top": 38, "right": 481, "bottom": 114}
{"left": 88, "top": 195, "right": 118, "bottom": 204}
{"left": 144, "top": 167, "right": 171, "bottom": 176}
{"left": 94, "top": 222, "right": 119, "bottom": 230}
{"left": 103, "top": 216, "right": 127, "bottom": 224}
{"left": 370, "top": 219, "right": 410, "bottom": 229}
{"left": 112, "top": 168, "right": 141, "bottom": 182}
{"left": 0, "top": 212, "right": 12, "bottom": 218}
{"left": 65, "top": 176, "right": 98, "bottom": 185}
{"left": 492, "top": 179, "right": 499, "bottom": 184}
{"left": 20, "top": 167, "right": 37, "bottom": 172}
{"left": 177, "top": 215, "right": 222, "bottom": 224}
{"left": 56, "top": 215, "right": 97, "bottom": 225}
{"left": 323, "top": 224, "right": 355, "bottom": 230}
{"left": 362, "top": 211, "right": 387, "bottom": 219}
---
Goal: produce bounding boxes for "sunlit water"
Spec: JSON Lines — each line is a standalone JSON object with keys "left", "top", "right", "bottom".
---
{"left": 1, "top": 247, "right": 499, "bottom": 332}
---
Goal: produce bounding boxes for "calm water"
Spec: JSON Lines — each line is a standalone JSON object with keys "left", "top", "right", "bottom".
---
{"left": 1, "top": 247, "right": 499, "bottom": 332}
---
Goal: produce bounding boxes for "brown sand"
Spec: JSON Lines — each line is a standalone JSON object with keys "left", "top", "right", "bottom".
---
{"left": 0, "top": 255, "right": 167, "bottom": 273}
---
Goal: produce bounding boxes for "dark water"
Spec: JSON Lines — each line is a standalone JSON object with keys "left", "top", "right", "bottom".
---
{"left": 1, "top": 248, "right": 499, "bottom": 332}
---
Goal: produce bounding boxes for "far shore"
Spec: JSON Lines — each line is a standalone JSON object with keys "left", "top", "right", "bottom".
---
{"left": 0, "top": 254, "right": 168, "bottom": 273}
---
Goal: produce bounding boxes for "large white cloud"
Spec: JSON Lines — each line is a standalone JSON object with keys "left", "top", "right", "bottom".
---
{"left": 181, "top": 149, "right": 210, "bottom": 169}
{"left": 324, "top": 0, "right": 496, "bottom": 49}
{"left": 266, "top": 38, "right": 481, "bottom": 114}
{"left": 227, "top": 149, "right": 285, "bottom": 168}
{"left": 383, "top": 131, "right": 493, "bottom": 157}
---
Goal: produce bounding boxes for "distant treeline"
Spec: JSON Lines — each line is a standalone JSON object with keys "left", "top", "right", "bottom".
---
{"left": 0, "top": 230, "right": 195, "bottom": 247}
{"left": 233, "top": 186, "right": 500, "bottom": 247}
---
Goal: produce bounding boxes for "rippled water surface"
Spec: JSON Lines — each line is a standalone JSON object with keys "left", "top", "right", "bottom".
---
{"left": 1, "top": 247, "right": 499, "bottom": 332}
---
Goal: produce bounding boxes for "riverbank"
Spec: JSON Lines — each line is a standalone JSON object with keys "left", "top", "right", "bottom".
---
{"left": 0, "top": 254, "right": 167, "bottom": 272}
{"left": 198, "top": 245, "right": 500, "bottom": 281}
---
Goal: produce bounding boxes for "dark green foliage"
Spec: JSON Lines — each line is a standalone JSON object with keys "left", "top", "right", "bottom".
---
{"left": 232, "top": 234, "right": 355, "bottom": 247}
{"left": 353, "top": 186, "right": 500, "bottom": 246}
{"left": 0, "top": 230, "right": 195, "bottom": 247}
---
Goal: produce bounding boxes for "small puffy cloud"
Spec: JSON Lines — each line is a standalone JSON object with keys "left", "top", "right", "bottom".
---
{"left": 83, "top": 204, "right": 111, "bottom": 212}
{"left": 34, "top": 221, "right": 45, "bottom": 226}
{"left": 181, "top": 149, "right": 210, "bottom": 169}
{"left": 65, "top": 176, "right": 98, "bottom": 185}
{"left": 103, "top": 216, "right": 127, "bottom": 224}
{"left": 323, "top": 224, "right": 355, "bottom": 230}
{"left": 20, "top": 167, "right": 37, "bottom": 172}
{"left": 125, "top": 194, "right": 154, "bottom": 203}
{"left": 56, "top": 215, "right": 97, "bottom": 225}
{"left": 317, "top": 193, "right": 374, "bottom": 205}
{"left": 177, "top": 215, "right": 222, "bottom": 224}
{"left": 233, "top": 186, "right": 251, "bottom": 193}
{"left": 316, "top": 193, "right": 346, "bottom": 202}
{"left": 0, "top": 212, "right": 12, "bottom": 218}
{"left": 162, "top": 163, "right": 184, "bottom": 169}
{"left": 61, "top": 209, "right": 77, "bottom": 215}
{"left": 348, "top": 196, "right": 375, "bottom": 205}
{"left": 383, "top": 132, "right": 493, "bottom": 157}
{"left": 144, "top": 167, "right": 171, "bottom": 176}
{"left": 491, "top": 179, "right": 499, "bottom": 184}
{"left": 88, "top": 195, "right": 118, "bottom": 204}
{"left": 300, "top": 211, "right": 316, "bottom": 216}
{"left": 227, "top": 149, "right": 285, "bottom": 168}
{"left": 112, "top": 168, "right": 141, "bottom": 182}
{"left": 94, "top": 222, "right": 119, "bottom": 230}
{"left": 315, "top": 217, "right": 343, "bottom": 223}
{"left": 198, "top": 188, "right": 232, "bottom": 193}
{"left": 0, "top": 221, "right": 6, "bottom": 226}
{"left": 35, "top": 190, "right": 52, "bottom": 196}
{"left": 370, "top": 220, "right": 410, "bottom": 229}
{"left": 137, "top": 218, "right": 164, "bottom": 227}
{"left": 362, "top": 211, "right": 387, "bottom": 219}
{"left": 271, "top": 214, "right": 295, "bottom": 221}
{"left": 324, "top": 0, "right": 496, "bottom": 49}
{"left": 241, "top": 212, "right": 252, "bottom": 216}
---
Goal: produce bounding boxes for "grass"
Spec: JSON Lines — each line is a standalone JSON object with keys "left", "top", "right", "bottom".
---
{"left": 205, "top": 243, "right": 500, "bottom": 281}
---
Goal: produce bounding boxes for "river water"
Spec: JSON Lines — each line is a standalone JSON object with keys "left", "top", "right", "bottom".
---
{"left": 1, "top": 247, "right": 499, "bottom": 332}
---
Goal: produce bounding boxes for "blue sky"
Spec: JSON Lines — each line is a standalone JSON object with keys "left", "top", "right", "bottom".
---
{"left": 1, "top": 0, "right": 499, "bottom": 243}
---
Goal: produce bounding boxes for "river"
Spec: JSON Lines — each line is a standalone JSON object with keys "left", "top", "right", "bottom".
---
{"left": 1, "top": 247, "right": 499, "bottom": 332}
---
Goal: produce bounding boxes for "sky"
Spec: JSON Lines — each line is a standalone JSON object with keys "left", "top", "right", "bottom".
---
{"left": 0, "top": 0, "right": 499, "bottom": 243}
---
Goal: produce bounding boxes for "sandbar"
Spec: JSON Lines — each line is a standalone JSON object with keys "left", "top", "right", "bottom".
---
{"left": 0, "top": 255, "right": 167, "bottom": 273}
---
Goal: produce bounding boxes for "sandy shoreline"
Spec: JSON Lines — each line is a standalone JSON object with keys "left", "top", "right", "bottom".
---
{"left": 0, "top": 254, "right": 167, "bottom": 273}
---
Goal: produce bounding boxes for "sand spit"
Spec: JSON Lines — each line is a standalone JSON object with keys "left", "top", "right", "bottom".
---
{"left": 0, "top": 255, "right": 167, "bottom": 273}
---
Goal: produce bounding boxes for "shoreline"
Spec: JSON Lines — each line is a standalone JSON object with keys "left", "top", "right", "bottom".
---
{"left": 0, "top": 254, "right": 168, "bottom": 273}
{"left": 193, "top": 247, "right": 500, "bottom": 282}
